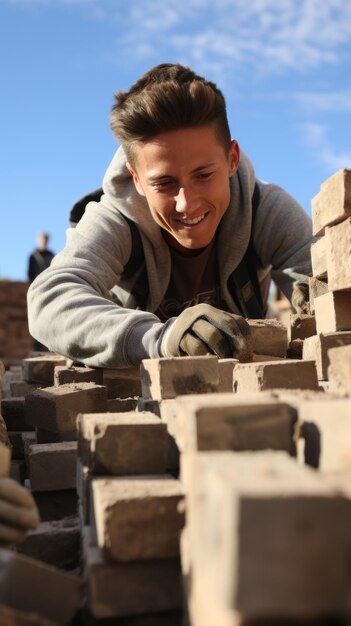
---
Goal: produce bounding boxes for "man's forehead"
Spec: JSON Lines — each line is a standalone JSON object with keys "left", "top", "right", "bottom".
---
{"left": 132, "top": 125, "right": 228, "bottom": 175}
{"left": 145, "top": 161, "right": 219, "bottom": 182}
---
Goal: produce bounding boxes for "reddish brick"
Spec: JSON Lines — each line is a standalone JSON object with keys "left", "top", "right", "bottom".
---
{"left": 91, "top": 476, "right": 185, "bottom": 561}
{"left": 25, "top": 383, "right": 108, "bottom": 433}
{"left": 83, "top": 527, "right": 182, "bottom": 618}
{"left": 28, "top": 442, "right": 77, "bottom": 492}
{"left": 311, "top": 168, "right": 351, "bottom": 236}
{"left": 22, "top": 355, "right": 66, "bottom": 385}
{"left": 0, "top": 548, "right": 81, "bottom": 623}
{"left": 77, "top": 412, "right": 167, "bottom": 475}
{"left": 314, "top": 291, "right": 351, "bottom": 334}
{"left": 141, "top": 356, "right": 219, "bottom": 401}
{"left": 326, "top": 217, "right": 351, "bottom": 291}
{"left": 233, "top": 360, "right": 319, "bottom": 393}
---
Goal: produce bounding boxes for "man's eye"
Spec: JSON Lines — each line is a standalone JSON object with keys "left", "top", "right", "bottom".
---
{"left": 152, "top": 181, "right": 172, "bottom": 190}
{"left": 197, "top": 172, "right": 213, "bottom": 180}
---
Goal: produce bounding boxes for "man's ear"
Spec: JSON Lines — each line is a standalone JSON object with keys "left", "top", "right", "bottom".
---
{"left": 228, "top": 140, "right": 240, "bottom": 176}
{"left": 126, "top": 162, "right": 145, "bottom": 197}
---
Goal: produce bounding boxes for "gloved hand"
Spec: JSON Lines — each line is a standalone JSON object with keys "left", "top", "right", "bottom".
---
{"left": 291, "top": 282, "right": 311, "bottom": 315}
{"left": 0, "top": 478, "right": 40, "bottom": 544}
{"left": 162, "top": 303, "right": 253, "bottom": 360}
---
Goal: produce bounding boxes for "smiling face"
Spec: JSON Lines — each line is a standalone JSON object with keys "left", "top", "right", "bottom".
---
{"left": 127, "top": 125, "right": 240, "bottom": 254}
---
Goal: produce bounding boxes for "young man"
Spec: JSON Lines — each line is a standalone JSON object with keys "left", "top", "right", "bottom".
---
{"left": 27, "top": 64, "right": 312, "bottom": 368}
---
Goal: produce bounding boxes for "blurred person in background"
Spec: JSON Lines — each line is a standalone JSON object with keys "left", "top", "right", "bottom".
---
{"left": 27, "top": 232, "right": 55, "bottom": 284}
{"left": 27, "top": 232, "right": 55, "bottom": 352}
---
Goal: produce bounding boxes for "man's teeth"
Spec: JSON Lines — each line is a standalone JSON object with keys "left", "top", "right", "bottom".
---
{"left": 179, "top": 213, "right": 206, "bottom": 225}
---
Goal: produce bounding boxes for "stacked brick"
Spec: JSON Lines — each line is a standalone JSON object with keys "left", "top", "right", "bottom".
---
{"left": 304, "top": 168, "right": 351, "bottom": 385}
{"left": 0, "top": 280, "right": 32, "bottom": 360}
{"left": 1, "top": 167, "right": 351, "bottom": 624}
{"left": 0, "top": 360, "right": 81, "bottom": 625}
{"left": 77, "top": 409, "right": 184, "bottom": 622}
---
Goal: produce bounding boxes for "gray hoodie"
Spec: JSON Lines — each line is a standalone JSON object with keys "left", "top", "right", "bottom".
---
{"left": 27, "top": 147, "right": 312, "bottom": 368}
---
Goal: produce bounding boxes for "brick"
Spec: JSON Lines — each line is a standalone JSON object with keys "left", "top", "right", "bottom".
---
{"left": 107, "top": 396, "right": 138, "bottom": 412}
{"left": 326, "top": 217, "right": 351, "bottom": 291}
{"left": 176, "top": 393, "right": 297, "bottom": 457}
{"left": 298, "top": 398, "right": 351, "bottom": 472}
{"left": 99, "top": 612, "right": 183, "bottom": 626}
{"left": 328, "top": 345, "right": 351, "bottom": 394}
{"left": 141, "top": 356, "right": 219, "bottom": 401}
{"left": 54, "top": 364, "right": 103, "bottom": 386}
{"left": 0, "top": 548, "right": 81, "bottom": 624}
{"left": 91, "top": 476, "right": 185, "bottom": 561}
{"left": 303, "top": 332, "right": 351, "bottom": 380}
{"left": 187, "top": 451, "right": 351, "bottom": 621}
{"left": 264, "top": 388, "right": 340, "bottom": 408}
{"left": 36, "top": 427, "right": 77, "bottom": 443}
{"left": 286, "top": 338, "right": 304, "bottom": 360}
{"left": 28, "top": 442, "right": 77, "bottom": 492}
{"left": 8, "top": 431, "right": 36, "bottom": 460}
{"left": 1, "top": 397, "right": 33, "bottom": 431}
{"left": 308, "top": 276, "right": 329, "bottom": 314}
{"left": 314, "top": 291, "right": 351, "bottom": 334}
{"left": 77, "top": 412, "right": 167, "bottom": 475}
{"left": 217, "top": 358, "right": 238, "bottom": 391}
{"left": 103, "top": 366, "right": 141, "bottom": 399}
{"left": 83, "top": 527, "right": 182, "bottom": 618}
{"left": 288, "top": 314, "right": 316, "bottom": 341}
{"left": 0, "top": 440, "right": 11, "bottom": 477}
{"left": 83, "top": 612, "right": 183, "bottom": 626}
{"left": 158, "top": 399, "right": 181, "bottom": 474}
{"left": 28, "top": 485, "right": 78, "bottom": 522}
{"left": 8, "top": 431, "right": 25, "bottom": 459}
{"left": 17, "top": 516, "right": 80, "bottom": 570}
{"left": 137, "top": 397, "right": 160, "bottom": 414}
{"left": 25, "top": 383, "right": 108, "bottom": 433}
{"left": 9, "top": 381, "right": 40, "bottom": 397}
{"left": 233, "top": 360, "right": 319, "bottom": 393}
{"left": 247, "top": 319, "right": 288, "bottom": 357}
{"left": 310, "top": 237, "right": 327, "bottom": 278}
{"left": 10, "top": 459, "right": 27, "bottom": 484}
{"left": 311, "top": 168, "right": 351, "bottom": 236}
{"left": 22, "top": 354, "right": 66, "bottom": 385}
{"left": 251, "top": 354, "right": 285, "bottom": 362}
{"left": 0, "top": 605, "right": 58, "bottom": 626}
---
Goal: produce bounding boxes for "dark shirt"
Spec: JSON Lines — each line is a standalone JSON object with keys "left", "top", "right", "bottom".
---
{"left": 156, "top": 238, "right": 270, "bottom": 322}
{"left": 28, "top": 249, "right": 55, "bottom": 283}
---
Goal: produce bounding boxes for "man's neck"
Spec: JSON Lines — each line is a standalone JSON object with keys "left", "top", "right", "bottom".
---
{"left": 162, "top": 230, "right": 212, "bottom": 257}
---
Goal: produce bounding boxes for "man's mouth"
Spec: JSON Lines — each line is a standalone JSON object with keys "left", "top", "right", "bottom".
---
{"left": 177, "top": 212, "right": 207, "bottom": 226}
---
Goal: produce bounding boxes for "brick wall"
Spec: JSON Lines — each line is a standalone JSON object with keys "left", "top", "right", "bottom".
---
{"left": 0, "top": 280, "right": 33, "bottom": 359}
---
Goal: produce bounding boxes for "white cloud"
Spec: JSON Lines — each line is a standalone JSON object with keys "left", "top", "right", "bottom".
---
{"left": 115, "top": 0, "right": 351, "bottom": 77}
{"left": 296, "top": 91, "right": 351, "bottom": 112}
{"left": 3, "top": 0, "right": 351, "bottom": 78}
{"left": 301, "top": 122, "right": 351, "bottom": 172}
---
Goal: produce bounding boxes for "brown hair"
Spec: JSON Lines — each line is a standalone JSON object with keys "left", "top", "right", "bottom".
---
{"left": 110, "top": 63, "right": 231, "bottom": 164}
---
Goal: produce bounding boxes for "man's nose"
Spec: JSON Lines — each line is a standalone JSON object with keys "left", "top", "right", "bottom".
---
{"left": 175, "top": 186, "right": 199, "bottom": 213}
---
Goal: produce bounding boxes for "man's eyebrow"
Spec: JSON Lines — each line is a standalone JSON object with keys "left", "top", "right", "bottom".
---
{"left": 147, "top": 173, "right": 172, "bottom": 183}
{"left": 191, "top": 161, "right": 217, "bottom": 173}
{"left": 147, "top": 162, "right": 217, "bottom": 182}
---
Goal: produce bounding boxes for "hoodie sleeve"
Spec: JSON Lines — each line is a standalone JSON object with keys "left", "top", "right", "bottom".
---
{"left": 27, "top": 199, "right": 167, "bottom": 368}
{"left": 253, "top": 180, "right": 313, "bottom": 300}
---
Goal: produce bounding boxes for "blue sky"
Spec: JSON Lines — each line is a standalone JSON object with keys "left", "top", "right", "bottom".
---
{"left": 1, "top": 0, "right": 350, "bottom": 280}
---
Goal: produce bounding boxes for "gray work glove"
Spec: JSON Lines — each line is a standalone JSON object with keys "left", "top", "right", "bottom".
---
{"left": 291, "top": 282, "right": 311, "bottom": 315}
{"left": 162, "top": 303, "right": 253, "bottom": 360}
{"left": 0, "top": 478, "right": 40, "bottom": 544}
